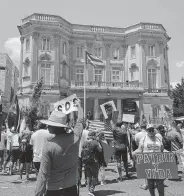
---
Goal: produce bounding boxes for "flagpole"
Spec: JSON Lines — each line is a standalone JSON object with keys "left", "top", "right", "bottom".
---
{"left": 84, "top": 51, "right": 87, "bottom": 119}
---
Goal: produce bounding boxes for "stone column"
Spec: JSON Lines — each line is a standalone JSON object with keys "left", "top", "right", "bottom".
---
{"left": 31, "top": 32, "right": 39, "bottom": 83}
{"left": 104, "top": 44, "right": 111, "bottom": 82}
{"left": 139, "top": 98, "right": 144, "bottom": 123}
{"left": 19, "top": 37, "right": 24, "bottom": 89}
{"left": 53, "top": 34, "right": 61, "bottom": 84}
{"left": 123, "top": 44, "right": 129, "bottom": 82}
{"left": 158, "top": 41, "right": 165, "bottom": 88}
{"left": 117, "top": 99, "right": 122, "bottom": 121}
{"left": 68, "top": 40, "right": 74, "bottom": 82}
{"left": 93, "top": 98, "right": 99, "bottom": 120}
{"left": 137, "top": 40, "right": 146, "bottom": 86}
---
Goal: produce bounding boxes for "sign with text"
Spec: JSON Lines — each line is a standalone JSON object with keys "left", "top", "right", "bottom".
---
{"left": 123, "top": 100, "right": 136, "bottom": 112}
{"left": 122, "top": 114, "right": 135, "bottom": 123}
{"left": 54, "top": 94, "right": 79, "bottom": 114}
{"left": 136, "top": 152, "right": 178, "bottom": 179}
{"left": 100, "top": 101, "right": 117, "bottom": 120}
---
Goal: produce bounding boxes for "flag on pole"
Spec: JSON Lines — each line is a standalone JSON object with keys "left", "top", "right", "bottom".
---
{"left": 164, "top": 105, "right": 173, "bottom": 120}
{"left": 85, "top": 52, "right": 104, "bottom": 67}
{"left": 7, "top": 95, "right": 20, "bottom": 132}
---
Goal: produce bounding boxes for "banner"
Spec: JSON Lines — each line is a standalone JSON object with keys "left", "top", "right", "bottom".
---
{"left": 100, "top": 100, "right": 117, "bottom": 120}
{"left": 122, "top": 114, "right": 135, "bottom": 123}
{"left": 136, "top": 152, "right": 178, "bottom": 179}
{"left": 100, "top": 141, "right": 115, "bottom": 166}
{"left": 54, "top": 94, "right": 79, "bottom": 114}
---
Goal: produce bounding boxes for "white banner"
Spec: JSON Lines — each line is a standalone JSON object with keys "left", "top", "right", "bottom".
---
{"left": 122, "top": 114, "right": 135, "bottom": 123}
{"left": 54, "top": 94, "right": 79, "bottom": 114}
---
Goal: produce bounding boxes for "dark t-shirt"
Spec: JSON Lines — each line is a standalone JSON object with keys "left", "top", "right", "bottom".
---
{"left": 113, "top": 127, "right": 128, "bottom": 151}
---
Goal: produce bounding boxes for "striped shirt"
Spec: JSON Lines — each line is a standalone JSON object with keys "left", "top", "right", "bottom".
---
{"left": 35, "top": 121, "right": 83, "bottom": 196}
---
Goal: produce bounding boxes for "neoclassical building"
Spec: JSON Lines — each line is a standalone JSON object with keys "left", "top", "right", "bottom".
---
{"left": 17, "top": 13, "right": 172, "bottom": 123}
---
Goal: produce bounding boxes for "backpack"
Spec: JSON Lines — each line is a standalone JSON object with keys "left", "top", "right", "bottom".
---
{"left": 81, "top": 140, "right": 95, "bottom": 164}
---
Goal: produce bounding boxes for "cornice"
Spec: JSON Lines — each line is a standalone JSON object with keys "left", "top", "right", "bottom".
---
{"left": 137, "top": 39, "right": 147, "bottom": 45}
{"left": 52, "top": 33, "right": 61, "bottom": 40}
{"left": 32, "top": 32, "right": 40, "bottom": 39}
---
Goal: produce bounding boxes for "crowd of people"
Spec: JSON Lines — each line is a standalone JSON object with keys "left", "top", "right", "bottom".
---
{"left": 0, "top": 99, "right": 184, "bottom": 196}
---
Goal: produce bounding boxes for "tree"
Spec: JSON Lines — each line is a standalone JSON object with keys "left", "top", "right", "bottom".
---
{"left": 172, "top": 78, "right": 184, "bottom": 117}
{"left": 21, "top": 77, "right": 45, "bottom": 131}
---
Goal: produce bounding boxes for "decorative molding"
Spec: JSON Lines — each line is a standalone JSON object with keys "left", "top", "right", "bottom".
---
{"left": 20, "top": 37, "right": 24, "bottom": 44}
{"left": 137, "top": 40, "right": 147, "bottom": 45}
{"left": 24, "top": 57, "right": 30, "bottom": 65}
{"left": 157, "top": 40, "right": 164, "bottom": 45}
{"left": 86, "top": 42, "right": 93, "bottom": 48}
{"left": 39, "top": 53, "right": 52, "bottom": 61}
{"left": 32, "top": 32, "right": 40, "bottom": 39}
{"left": 104, "top": 44, "right": 111, "bottom": 49}
{"left": 121, "top": 44, "right": 128, "bottom": 49}
{"left": 147, "top": 59, "right": 158, "bottom": 67}
{"left": 52, "top": 33, "right": 61, "bottom": 40}
{"left": 68, "top": 40, "right": 74, "bottom": 46}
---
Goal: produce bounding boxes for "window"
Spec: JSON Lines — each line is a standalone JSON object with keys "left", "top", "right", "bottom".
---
{"left": 40, "top": 63, "right": 51, "bottom": 84}
{"left": 63, "top": 43, "right": 67, "bottom": 54}
{"left": 130, "top": 68, "right": 136, "bottom": 81}
{"left": 148, "top": 45, "right": 155, "bottom": 57}
{"left": 131, "top": 46, "right": 136, "bottom": 58}
{"left": 76, "top": 46, "right": 84, "bottom": 58}
{"left": 163, "top": 48, "right": 166, "bottom": 59}
{"left": 111, "top": 69, "right": 120, "bottom": 82}
{"left": 94, "top": 48, "right": 102, "bottom": 58}
{"left": 76, "top": 68, "right": 84, "bottom": 81}
{"left": 26, "top": 39, "right": 30, "bottom": 52}
{"left": 94, "top": 69, "right": 102, "bottom": 82}
{"left": 148, "top": 68, "right": 156, "bottom": 89}
{"left": 42, "top": 38, "right": 50, "bottom": 51}
{"left": 112, "top": 48, "right": 119, "bottom": 59}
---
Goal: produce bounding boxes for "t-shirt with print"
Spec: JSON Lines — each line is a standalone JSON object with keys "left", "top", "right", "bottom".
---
{"left": 139, "top": 134, "right": 163, "bottom": 153}
{"left": 11, "top": 133, "right": 20, "bottom": 147}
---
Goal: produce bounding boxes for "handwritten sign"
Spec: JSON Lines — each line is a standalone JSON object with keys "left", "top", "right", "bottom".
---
{"left": 136, "top": 152, "right": 178, "bottom": 179}
{"left": 100, "top": 101, "right": 117, "bottom": 120}
{"left": 122, "top": 114, "right": 135, "bottom": 123}
{"left": 54, "top": 94, "right": 79, "bottom": 114}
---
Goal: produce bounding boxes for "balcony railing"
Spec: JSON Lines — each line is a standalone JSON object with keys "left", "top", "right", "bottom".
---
{"left": 70, "top": 81, "right": 144, "bottom": 90}
{"left": 147, "top": 88, "right": 168, "bottom": 93}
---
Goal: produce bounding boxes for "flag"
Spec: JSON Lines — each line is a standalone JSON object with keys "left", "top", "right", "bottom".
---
{"left": 164, "top": 105, "right": 173, "bottom": 119}
{"left": 7, "top": 95, "right": 20, "bottom": 132}
{"left": 171, "top": 141, "right": 180, "bottom": 152}
{"left": 85, "top": 52, "right": 104, "bottom": 67}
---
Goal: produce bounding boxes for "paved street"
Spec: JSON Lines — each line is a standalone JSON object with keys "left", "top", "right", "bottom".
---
{"left": 0, "top": 163, "right": 183, "bottom": 196}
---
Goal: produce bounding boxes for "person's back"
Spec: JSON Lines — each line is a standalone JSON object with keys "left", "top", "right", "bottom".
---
{"left": 113, "top": 127, "right": 128, "bottom": 148}
{"left": 44, "top": 128, "right": 81, "bottom": 189}
{"left": 135, "top": 129, "right": 147, "bottom": 146}
{"left": 168, "top": 128, "right": 183, "bottom": 150}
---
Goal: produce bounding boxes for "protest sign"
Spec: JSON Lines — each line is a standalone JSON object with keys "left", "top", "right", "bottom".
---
{"left": 122, "top": 114, "right": 135, "bottom": 123}
{"left": 100, "top": 101, "right": 117, "bottom": 120}
{"left": 136, "top": 152, "right": 178, "bottom": 179}
{"left": 54, "top": 94, "right": 79, "bottom": 114}
{"left": 100, "top": 141, "right": 115, "bottom": 166}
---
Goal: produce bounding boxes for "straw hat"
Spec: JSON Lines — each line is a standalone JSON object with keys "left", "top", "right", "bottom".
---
{"left": 40, "top": 111, "right": 69, "bottom": 128}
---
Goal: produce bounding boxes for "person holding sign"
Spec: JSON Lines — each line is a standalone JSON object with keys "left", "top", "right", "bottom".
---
{"left": 133, "top": 124, "right": 165, "bottom": 196}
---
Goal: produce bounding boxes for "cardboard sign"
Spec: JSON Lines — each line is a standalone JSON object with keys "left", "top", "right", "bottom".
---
{"left": 136, "top": 152, "right": 178, "bottom": 179}
{"left": 100, "top": 101, "right": 117, "bottom": 120}
{"left": 100, "top": 141, "right": 115, "bottom": 166}
{"left": 54, "top": 94, "right": 79, "bottom": 114}
{"left": 122, "top": 114, "right": 135, "bottom": 123}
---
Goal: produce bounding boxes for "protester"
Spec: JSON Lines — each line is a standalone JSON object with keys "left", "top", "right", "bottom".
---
{"left": 133, "top": 124, "right": 165, "bottom": 196}
{"left": 97, "top": 132, "right": 107, "bottom": 185}
{"left": 19, "top": 120, "right": 33, "bottom": 180}
{"left": 9, "top": 127, "right": 20, "bottom": 175}
{"left": 78, "top": 120, "right": 90, "bottom": 187}
{"left": 157, "top": 125, "right": 171, "bottom": 152}
{"left": 113, "top": 122, "right": 130, "bottom": 182}
{"left": 2, "top": 121, "right": 13, "bottom": 174}
{"left": 81, "top": 131, "right": 102, "bottom": 196}
{"left": 34, "top": 100, "right": 83, "bottom": 196}
{"left": 29, "top": 122, "right": 53, "bottom": 178}
{"left": 0, "top": 126, "right": 6, "bottom": 170}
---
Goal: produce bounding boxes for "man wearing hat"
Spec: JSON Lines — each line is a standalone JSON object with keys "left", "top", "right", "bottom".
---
{"left": 35, "top": 100, "right": 83, "bottom": 196}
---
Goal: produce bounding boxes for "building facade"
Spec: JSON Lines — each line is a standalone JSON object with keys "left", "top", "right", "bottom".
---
{"left": 0, "top": 53, "right": 19, "bottom": 112}
{"left": 17, "top": 13, "right": 172, "bottom": 122}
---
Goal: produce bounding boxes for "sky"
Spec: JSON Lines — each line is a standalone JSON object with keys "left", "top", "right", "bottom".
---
{"left": 0, "top": 0, "right": 184, "bottom": 86}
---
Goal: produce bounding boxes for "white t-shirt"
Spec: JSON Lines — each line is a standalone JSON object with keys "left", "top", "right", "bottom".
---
{"left": 0, "top": 132, "right": 7, "bottom": 150}
{"left": 6, "top": 129, "right": 13, "bottom": 150}
{"left": 11, "top": 133, "right": 20, "bottom": 147}
{"left": 30, "top": 129, "right": 53, "bottom": 162}
{"left": 135, "top": 130, "right": 147, "bottom": 146}
{"left": 139, "top": 134, "right": 163, "bottom": 153}
{"left": 78, "top": 129, "right": 89, "bottom": 158}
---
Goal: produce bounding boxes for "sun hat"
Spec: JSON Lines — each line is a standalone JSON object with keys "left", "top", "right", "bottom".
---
{"left": 40, "top": 111, "right": 69, "bottom": 128}
{"left": 146, "top": 124, "right": 155, "bottom": 129}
